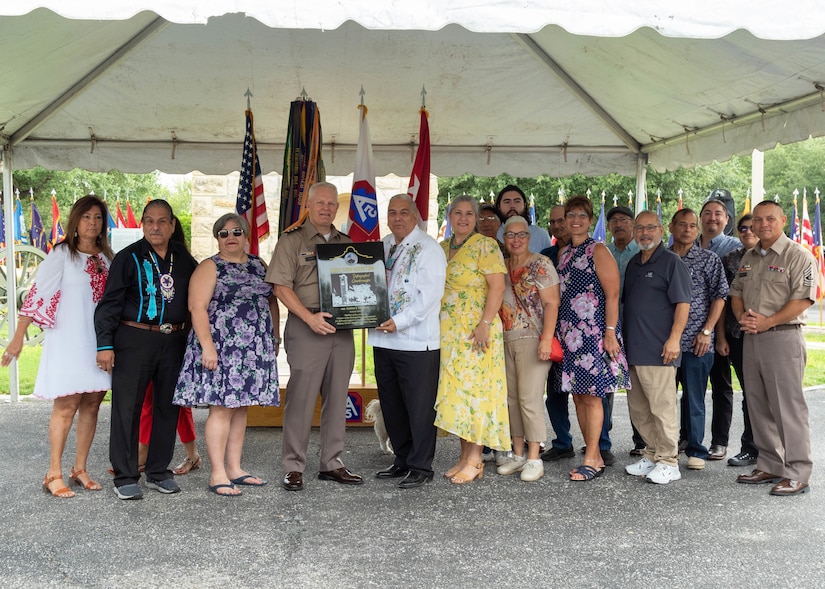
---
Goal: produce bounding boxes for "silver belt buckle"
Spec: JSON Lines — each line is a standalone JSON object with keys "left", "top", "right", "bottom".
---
{"left": 159, "top": 323, "right": 173, "bottom": 335}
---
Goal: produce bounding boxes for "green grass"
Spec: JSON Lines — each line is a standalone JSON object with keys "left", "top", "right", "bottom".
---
{"left": 4, "top": 332, "right": 824, "bottom": 394}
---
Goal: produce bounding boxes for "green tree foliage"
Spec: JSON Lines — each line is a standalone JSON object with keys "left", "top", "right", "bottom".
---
{"left": 438, "top": 136, "right": 825, "bottom": 231}
{"left": 5, "top": 167, "right": 173, "bottom": 227}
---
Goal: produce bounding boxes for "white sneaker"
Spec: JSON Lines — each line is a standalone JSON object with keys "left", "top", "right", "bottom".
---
{"left": 519, "top": 459, "right": 544, "bottom": 482}
{"left": 646, "top": 462, "right": 682, "bottom": 484}
{"left": 625, "top": 457, "right": 656, "bottom": 476}
{"left": 495, "top": 451, "right": 513, "bottom": 467}
{"left": 687, "top": 456, "right": 706, "bottom": 470}
{"left": 496, "top": 454, "right": 527, "bottom": 475}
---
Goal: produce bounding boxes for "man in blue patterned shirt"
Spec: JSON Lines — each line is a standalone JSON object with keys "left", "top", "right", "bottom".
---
{"left": 669, "top": 208, "right": 729, "bottom": 472}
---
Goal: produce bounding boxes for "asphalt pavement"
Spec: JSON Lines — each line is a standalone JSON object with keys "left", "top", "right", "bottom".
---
{"left": 1, "top": 390, "right": 823, "bottom": 589}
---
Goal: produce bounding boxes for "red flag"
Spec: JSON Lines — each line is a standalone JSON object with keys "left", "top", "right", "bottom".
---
{"left": 347, "top": 104, "right": 379, "bottom": 242}
{"left": 125, "top": 201, "right": 139, "bottom": 229}
{"left": 407, "top": 108, "right": 430, "bottom": 230}
{"left": 49, "top": 194, "right": 64, "bottom": 251}
{"left": 237, "top": 109, "right": 270, "bottom": 255}
{"left": 116, "top": 201, "right": 127, "bottom": 228}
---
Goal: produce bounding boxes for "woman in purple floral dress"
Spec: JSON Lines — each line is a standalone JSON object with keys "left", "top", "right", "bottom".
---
{"left": 174, "top": 213, "right": 280, "bottom": 496}
{"left": 556, "top": 195, "right": 628, "bottom": 481}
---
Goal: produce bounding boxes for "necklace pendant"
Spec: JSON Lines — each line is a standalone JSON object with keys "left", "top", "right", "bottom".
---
{"left": 159, "top": 273, "right": 175, "bottom": 302}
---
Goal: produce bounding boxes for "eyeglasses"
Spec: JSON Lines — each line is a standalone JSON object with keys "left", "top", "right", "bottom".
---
{"left": 479, "top": 216, "right": 499, "bottom": 222}
{"left": 503, "top": 231, "right": 530, "bottom": 240}
{"left": 548, "top": 218, "right": 565, "bottom": 226}
{"left": 565, "top": 212, "right": 589, "bottom": 220}
{"left": 218, "top": 228, "right": 245, "bottom": 239}
{"left": 634, "top": 224, "right": 661, "bottom": 233}
{"left": 738, "top": 226, "right": 754, "bottom": 233}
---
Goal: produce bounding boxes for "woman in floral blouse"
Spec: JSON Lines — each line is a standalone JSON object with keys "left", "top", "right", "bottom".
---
{"left": 496, "top": 216, "right": 560, "bottom": 482}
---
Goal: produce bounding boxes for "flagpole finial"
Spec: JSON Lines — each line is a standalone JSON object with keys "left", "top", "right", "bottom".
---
{"left": 774, "top": 194, "right": 780, "bottom": 203}
{"left": 359, "top": 86, "right": 365, "bottom": 106}
{"left": 300, "top": 87, "right": 308, "bottom": 101}
{"left": 244, "top": 88, "right": 253, "bottom": 110}
{"left": 420, "top": 85, "right": 427, "bottom": 108}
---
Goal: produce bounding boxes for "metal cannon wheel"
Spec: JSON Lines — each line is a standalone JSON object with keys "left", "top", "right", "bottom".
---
{"left": 0, "top": 245, "right": 47, "bottom": 347}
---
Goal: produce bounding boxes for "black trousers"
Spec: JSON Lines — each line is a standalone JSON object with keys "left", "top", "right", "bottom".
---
{"left": 109, "top": 327, "right": 186, "bottom": 487}
{"left": 374, "top": 347, "right": 439, "bottom": 477}
{"left": 708, "top": 349, "right": 734, "bottom": 447}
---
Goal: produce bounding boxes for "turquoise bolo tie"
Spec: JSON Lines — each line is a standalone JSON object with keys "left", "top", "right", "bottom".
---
{"left": 143, "top": 260, "right": 157, "bottom": 320}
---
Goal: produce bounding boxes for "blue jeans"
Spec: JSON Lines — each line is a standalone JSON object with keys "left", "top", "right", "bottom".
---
{"left": 546, "top": 363, "right": 612, "bottom": 450}
{"left": 677, "top": 351, "right": 714, "bottom": 459}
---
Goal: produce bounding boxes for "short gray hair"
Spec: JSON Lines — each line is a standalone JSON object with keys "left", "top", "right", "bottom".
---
{"left": 450, "top": 194, "right": 479, "bottom": 217}
{"left": 388, "top": 193, "right": 416, "bottom": 212}
{"left": 503, "top": 215, "right": 529, "bottom": 232}
{"left": 212, "top": 213, "right": 250, "bottom": 238}
{"left": 308, "top": 181, "right": 338, "bottom": 201}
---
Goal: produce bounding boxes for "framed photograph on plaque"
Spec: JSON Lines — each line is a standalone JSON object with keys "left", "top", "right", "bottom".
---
{"left": 316, "top": 242, "right": 390, "bottom": 329}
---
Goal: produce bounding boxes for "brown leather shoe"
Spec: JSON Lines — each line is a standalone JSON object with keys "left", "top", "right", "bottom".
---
{"left": 318, "top": 467, "right": 364, "bottom": 485}
{"left": 282, "top": 471, "right": 303, "bottom": 491}
{"left": 736, "top": 469, "right": 783, "bottom": 485}
{"left": 769, "top": 479, "right": 810, "bottom": 496}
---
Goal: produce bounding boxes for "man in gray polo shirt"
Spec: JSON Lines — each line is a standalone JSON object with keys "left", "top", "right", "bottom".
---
{"left": 623, "top": 211, "right": 692, "bottom": 485}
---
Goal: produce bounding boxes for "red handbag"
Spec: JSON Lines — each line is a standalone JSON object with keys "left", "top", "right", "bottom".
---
{"left": 549, "top": 336, "right": 564, "bottom": 363}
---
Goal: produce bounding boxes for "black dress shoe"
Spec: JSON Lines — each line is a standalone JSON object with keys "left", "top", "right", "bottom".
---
{"left": 318, "top": 467, "right": 364, "bottom": 485}
{"left": 282, "top": 471, "right": 303, "bottom": 491}
{"left": 376, "top": 465, "right": 409, "bottom": 479}
{"left": 727, "top": 451, "right": 758, "bottom": 467}
{"left": 398, "top": 471, "right": 433, "bottom": 489}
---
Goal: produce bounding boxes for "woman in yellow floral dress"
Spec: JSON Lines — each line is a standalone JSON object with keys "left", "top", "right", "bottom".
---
{"left": 435, "top": 195, "right": 510, "bottom": 484}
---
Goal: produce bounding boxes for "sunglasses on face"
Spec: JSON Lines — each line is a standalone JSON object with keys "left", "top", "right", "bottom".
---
{"left": 738, "top": 226, "right": 754, "bottom": 233}
{"left": 218, "top": 228, "right": 245, "bottom": 239}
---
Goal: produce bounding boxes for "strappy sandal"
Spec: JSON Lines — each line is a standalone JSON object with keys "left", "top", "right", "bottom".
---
{"left": 43, "top": 474, "right": 75, "bottom": 498}
{"left": 450, "top": 462, "right": 484, "bottom": 485}
{"left": 173, "top": 455, "right": 202, "bottom": 475}
{"left": 70, "top": 467, "right": 102, "bottom": 491}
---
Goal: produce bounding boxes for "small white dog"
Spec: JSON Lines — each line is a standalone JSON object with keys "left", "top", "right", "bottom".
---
{"left": 363, "top": 399, "right": 393, "bottom": 455}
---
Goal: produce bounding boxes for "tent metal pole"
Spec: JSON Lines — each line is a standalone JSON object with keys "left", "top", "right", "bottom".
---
{"left": 1, "top": 145, "right": 19, "bottom": 402}
{"left": 634, "top": 154, "right": 648, "bottom": 217}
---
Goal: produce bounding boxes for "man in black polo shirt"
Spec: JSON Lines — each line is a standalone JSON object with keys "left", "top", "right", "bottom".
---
{"left": 623, "top": 211, "right": 691, "bottom": 485}
{"left": 95, "top": 200, "right": 198, "bottom": 500}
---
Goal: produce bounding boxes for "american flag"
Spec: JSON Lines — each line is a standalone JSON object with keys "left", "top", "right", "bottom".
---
{"left": 237, "top": 109, "right": 269, "bottom": 255}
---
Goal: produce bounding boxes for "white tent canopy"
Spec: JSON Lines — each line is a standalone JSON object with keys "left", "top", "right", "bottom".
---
{"left": 4, "top": 1, "right": 825, "bottom": 178}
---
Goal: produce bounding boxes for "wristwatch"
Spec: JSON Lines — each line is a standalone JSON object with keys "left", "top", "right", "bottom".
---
{"left": 701, "top": 328, "right": 712, "bottom": 336}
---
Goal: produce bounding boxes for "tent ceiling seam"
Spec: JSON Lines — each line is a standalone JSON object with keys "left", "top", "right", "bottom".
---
{"left": 642, "top": 87, "right": 825, "bottom": 155}
{"left": 512, "top": 32, "right": 641, "bottom": 154}
{"left": 10, "top": 16, "right": 170, "bottom": 146}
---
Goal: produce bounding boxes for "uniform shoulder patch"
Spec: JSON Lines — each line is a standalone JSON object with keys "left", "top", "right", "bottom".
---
{"left": 804, "top": 264, "right": 814, "bottom": 287}
{"left": 283, "top": 224, "right": 302, "bottom": 234}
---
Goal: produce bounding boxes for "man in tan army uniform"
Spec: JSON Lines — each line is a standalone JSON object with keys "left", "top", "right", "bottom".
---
{"left": 730, "top": 200, "right": 816, "bottom": 496}
{"left": 266, "top": 182, "right": 363, "bottom": 491}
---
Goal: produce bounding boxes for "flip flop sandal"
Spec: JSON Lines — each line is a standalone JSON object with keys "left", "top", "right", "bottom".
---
{"left": 230, "top": 474, "right": 268, "bottom": 486}
{"left": 208, "top": 483, "right": 241, "bottom": 496}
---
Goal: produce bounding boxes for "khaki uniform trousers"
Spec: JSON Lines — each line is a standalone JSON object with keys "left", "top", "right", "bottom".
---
{"left": 281, "top": 313, "right": 355, "bottom": 473}
{"left": 743, "top": 327, "right": 812, "bottom": 483}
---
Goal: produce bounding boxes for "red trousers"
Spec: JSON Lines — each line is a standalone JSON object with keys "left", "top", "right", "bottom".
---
{"left": 139, "top": 383, "right": 196, "bottom": 445}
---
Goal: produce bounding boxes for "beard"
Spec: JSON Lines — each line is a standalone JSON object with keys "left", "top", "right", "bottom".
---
{"left": 638, "top": 239, "right": 660, "bottom": 251}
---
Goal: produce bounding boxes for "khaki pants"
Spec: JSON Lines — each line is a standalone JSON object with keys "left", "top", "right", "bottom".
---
{"left": 627, "top": 365, "right": 678, "bottom": 467}
{"left": 504, "top": 338, "right": 550, "bottom": 443}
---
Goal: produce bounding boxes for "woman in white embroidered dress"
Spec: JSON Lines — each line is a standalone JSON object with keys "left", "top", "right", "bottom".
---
{"left": 2, "top": 195, "right": 114, "bottom": 498}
